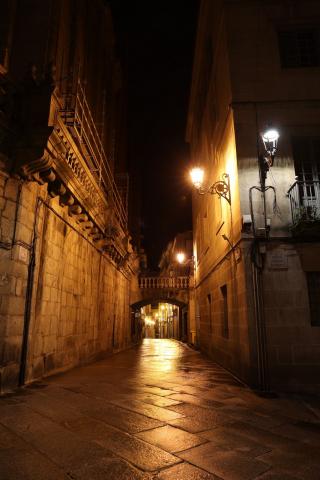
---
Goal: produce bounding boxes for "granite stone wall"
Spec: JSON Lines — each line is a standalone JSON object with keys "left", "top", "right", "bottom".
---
{"left": 0, "top": 174, "right": 134, "bottom": 392}
{"left": 263, "top": 243, "right": 320, "bottom": 394}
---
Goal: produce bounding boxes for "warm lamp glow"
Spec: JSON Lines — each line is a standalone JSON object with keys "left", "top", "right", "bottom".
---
{"left": 144, "top": 316, "right": 155, "bottom": 326}
{"left": 190, "top": 167, "right": 204, "bottom": 188}
{"left": 176, "top": 252, "right": 186, "bottom": 264}
{"left": 261, "top": 128, "right": 279, "bottom": 157}
{"left": 262, "top": 129, "right": 279, "bottom": 143}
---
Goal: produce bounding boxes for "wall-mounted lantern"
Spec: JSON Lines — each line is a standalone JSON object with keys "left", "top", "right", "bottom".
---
{"left": 190, "top": 167, "right": 231, "bottom": 204}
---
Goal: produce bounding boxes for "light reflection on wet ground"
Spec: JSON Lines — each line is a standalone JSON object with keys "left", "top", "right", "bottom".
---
{"left": 137, "top": 339, "right": 184, "bottom": 374}
{"left": 0, "top": 339, "right": 320, "bottom": 479}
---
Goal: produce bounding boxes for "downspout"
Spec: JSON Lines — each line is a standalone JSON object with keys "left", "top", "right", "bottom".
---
{"left": 251, "top": 242, "right": 269, "bottom": 392}
{"left": 19, "top": 197, "right": 42, "bottom": 386}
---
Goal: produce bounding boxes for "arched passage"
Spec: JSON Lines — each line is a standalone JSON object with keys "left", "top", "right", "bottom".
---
{"left": 130, "top": 297, "right": 188, "bottom": 342}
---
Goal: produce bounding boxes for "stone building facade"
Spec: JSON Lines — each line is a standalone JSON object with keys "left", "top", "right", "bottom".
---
{"left": 187, "top": 0, "right": 320, "bottom": 393}
{"left": 0, "top": 0, "right": 140, "bottom": 392}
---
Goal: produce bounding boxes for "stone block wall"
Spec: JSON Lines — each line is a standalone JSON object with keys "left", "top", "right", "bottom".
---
{"left": 0, "top": 173, "right": 134, "bottom": 392}
{"left": 263, "top": 243, "right": 320, "bottom": 394}
{"left": 196, "top": 244, "right": 258, "bottom": 386}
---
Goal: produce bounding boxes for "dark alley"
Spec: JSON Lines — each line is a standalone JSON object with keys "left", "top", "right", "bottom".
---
{"left": 2, "top": 1, "right": 320, "bottom": 478}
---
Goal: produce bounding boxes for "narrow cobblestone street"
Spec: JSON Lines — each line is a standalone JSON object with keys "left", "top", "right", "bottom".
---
{"left": 0, "top": 339, "right": 320, "bottom": 480}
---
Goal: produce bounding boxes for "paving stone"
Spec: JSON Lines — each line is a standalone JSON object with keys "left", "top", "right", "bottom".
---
{"left": 96, "top": 430, "right": 182, "bottom": 471}
{"left": 170, "top": 384, "right": 212, "bottom": 395}
{"left": 257, "top": 447, "right": 320, "bottom": 478}
{"left": 222, "top": 421, "right": 299, "bottom": 449}
{"left": 169, "top": 393, "right": 224, "bottom": 409}
{"left": 218, "top": 405, "right": 290, "bottom": 429}
{"left": 256, "top": 469, "right": 304, "bottom": 480}
{"left": 222, "top": 396, "right": 252, "bottom": 408}
{"left": 70, "top": 456, "right": 151, "bottom": 480}
{"left": 271, "top": 421, "right": 320, "bottom": 446}
{"left": 178, "top": 443, "right": 270, "bottom": 480}
{"left": 20, "top": 391, "right": 84, "bottom": 424}
{"left": 0, "top": 423, "right": 27, "bottom": 449}
{"left": 167, "top": 403, "right": 233, "bottom": 425}
{"left": 111, "top": 398, "right": 184, "bottom": 422}
{"left": 0, "top": 405, "right": 108, "bottom": 469}
{"left": 136, "top": 425, "right": 207, "bottom": 453}
{"left": 138, "top": 386, "right": 176, "bottom": 397}
{"left": 41, "top": 386, "right": 164, "bottom": 433}
{"left": 296, "top": 464, "right": 320, "bottom": 480}
{"left": 66, "top": 415, "right": 181, "bottom": 471}
{"left": 200, "top": 389, "right": 237, "bottom": 401}
{"left": 84, "top": 402, "right": 166, "bottom": 433}
{"left": 0, "top": 448, "right": 69, "bottom": 480}
{"left": 157, "top": 462, "right": 220, "bottom": 479}
{"left": 135, "top": 393, "right": 182, "bottom": 407}
{"left": 199, "top": 426, "right": 271, "bottom": 457}
{"left": 168, "top": 416, "right": 229, "bottom": 433}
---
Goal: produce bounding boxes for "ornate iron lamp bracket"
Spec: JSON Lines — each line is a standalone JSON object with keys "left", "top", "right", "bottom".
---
{"left": 198, "top": 173, "right": 231, "bottom": 204}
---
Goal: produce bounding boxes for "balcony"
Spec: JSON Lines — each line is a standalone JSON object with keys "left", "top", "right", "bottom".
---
{"left": 287, "top": 180, "right": 320, "bottom": 238}
{"left": 139, "top": 276, "right": 190, "bottom": 290}
{"left": 60, "top": 79, "right": 128, "bottom": 231}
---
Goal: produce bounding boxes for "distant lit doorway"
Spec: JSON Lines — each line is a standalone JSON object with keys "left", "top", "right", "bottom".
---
{"left": 140, "top": 302, "right": 180, "bottom": 339}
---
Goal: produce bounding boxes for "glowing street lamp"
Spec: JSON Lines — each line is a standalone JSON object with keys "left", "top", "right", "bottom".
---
{"left": 176, "top": 252, "right": 186, "bottom": 264}
{"left": 190, "top": 167, "right": 204, "bottom": 189}
{"left": 261, "top": 128, "right": 279, "bottom": 166}
{"left": 259, "top": 127, "right": 280, "bottom": 187}
{"left": 190, "top": 167, "right": 231, "bottom": 204}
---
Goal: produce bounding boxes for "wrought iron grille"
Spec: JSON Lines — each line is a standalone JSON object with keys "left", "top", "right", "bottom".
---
{"left": 60, "top": 79, "right": 128, "bottom": 230}
{"left": 287, "top": 180, "right": 320, "bottom": 225}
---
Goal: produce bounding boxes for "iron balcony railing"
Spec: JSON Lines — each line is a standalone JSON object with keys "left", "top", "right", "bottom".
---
{"left": 139, "top": 276, "right": 190, "bottom": 290}
{"left": 60, "top": 79, "right": 128, "bottom": 231}
{"left": 287, "top": 180, "right": 320, "bottom": 225}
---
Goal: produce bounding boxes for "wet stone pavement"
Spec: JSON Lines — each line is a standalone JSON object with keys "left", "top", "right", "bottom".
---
{"left": 1, "top": 340, "right": 320, "bottom": 480}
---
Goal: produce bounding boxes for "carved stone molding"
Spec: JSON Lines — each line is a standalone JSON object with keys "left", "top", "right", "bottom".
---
{"left": 0, "top": 76, "right": 131, "bottom": 270}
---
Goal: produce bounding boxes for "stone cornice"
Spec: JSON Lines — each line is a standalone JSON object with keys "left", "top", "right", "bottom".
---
{"left": 48, "top": 116, "right": 109, "bottom": 232}
{"left": 0, "top": 75, "right": 132, "bottom": 271}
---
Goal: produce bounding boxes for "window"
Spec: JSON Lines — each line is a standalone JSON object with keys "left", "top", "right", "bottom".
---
{"left": 196, "top": 207, "right": 210, "bottom": 260}
{"left": 292, "top": 137, "right": 320, "bottom": 217}
{"left": 306, "top": 272, "right": 320, "bottom": 326}
{"left": 220, "top": 284, "right": 229, "bottom": 338}
{"left": 207, "top": 293, "right": 212, "bottom": 332}
{"left": 201, "top": 207, "right": 209, "bottom": 254}
{"left": 293, "top": 137, "right": 320, "bottom": 183}
{"left": 278, "top": 28, "right": 320, "bottom": 68}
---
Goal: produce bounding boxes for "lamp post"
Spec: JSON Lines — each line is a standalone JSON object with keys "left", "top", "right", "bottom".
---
{"left": 253, "top": 127, "right": 280, "bottom": 392}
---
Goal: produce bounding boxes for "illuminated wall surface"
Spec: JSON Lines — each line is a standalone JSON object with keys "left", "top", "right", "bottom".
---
{"left": 0, "top": 1, "right": 139, "bottom": 392}
{"left": 187, "top": 0, "right": 320, "bottom": 393}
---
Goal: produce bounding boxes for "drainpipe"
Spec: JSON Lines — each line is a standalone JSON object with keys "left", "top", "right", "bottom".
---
{"left": 19, "top": 198, "right": 41, "bottom": 386}
{"left": 251, "top": 247, "right": 269, "bottom": 392}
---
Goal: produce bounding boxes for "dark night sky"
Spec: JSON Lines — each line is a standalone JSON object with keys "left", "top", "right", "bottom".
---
{"left": 110, "top": 1, "right": 199, "bottom": 269}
